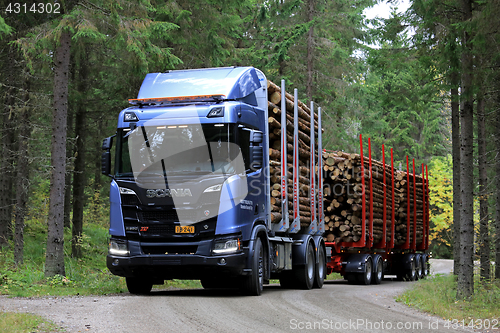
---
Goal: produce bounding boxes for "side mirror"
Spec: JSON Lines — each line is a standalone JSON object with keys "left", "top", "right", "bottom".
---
{"left": 101, "top": 136, "right": 114, "bottom": 177}
{"left": 250, "top": 130, "right": 264, "bottom": 170}
{"left": 250, "top": 146, "right": 263, "bottom": 170}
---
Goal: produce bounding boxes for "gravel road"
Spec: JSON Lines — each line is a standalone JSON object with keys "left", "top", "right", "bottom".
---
{"left": 1, "top": 259, "right": 475, "bottom": 333}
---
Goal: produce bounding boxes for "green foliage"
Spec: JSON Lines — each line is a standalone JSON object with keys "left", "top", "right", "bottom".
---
{"left": 397, "top": 274, "right": 500, "bottom": 320}
{"left": 428, "top": 155, "right": 453, "bottom": 258}
{"left": 0, "top": 15, "right": 13, "bottom": 38}
{"left": 0, "top": 211, "right": 126, "bottom": 296}
{"left": 0, "top": 312, "right": 62, "bottom": 333}
{"left": 359, "top": 18, "right": 450, "bottom": 165}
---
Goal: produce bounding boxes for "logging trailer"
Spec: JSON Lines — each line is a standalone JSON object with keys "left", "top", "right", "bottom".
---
{"left": 101, "top": 66, "right": 430, "bottom": 295}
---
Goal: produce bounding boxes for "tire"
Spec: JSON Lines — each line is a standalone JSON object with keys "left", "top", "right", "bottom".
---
{"left": 126, "top": 277, "right": 153, "bottom": 295}
{"left": 421, "top": 254, "right": 428, "bottom": 277}
{"left": 313, "top": 244, "right": 326, "bottom": 289}
{"left": 295, "top": 241, "right": 315, "bottom": 290}
{"left": 358, "top": 257, "right": 372, "bottom": 285}
{"left": 372, "top": 257, "right": 383, "bottom": 285}
{"left": 241, "top": 237, "right": 264, "bottom": 296}
{"left": 405, "top": 256, "right": 416, "bottom": 281}
{"left": 415, "top": 254, "right": 422, "bottom": 280}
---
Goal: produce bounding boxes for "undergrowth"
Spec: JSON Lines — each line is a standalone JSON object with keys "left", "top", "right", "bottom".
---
{"left": 397, "top": 274, "right": 500, "bottom": 321}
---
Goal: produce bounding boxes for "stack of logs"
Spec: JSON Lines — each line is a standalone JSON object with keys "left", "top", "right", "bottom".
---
{"left": 267, "top": 80, "right": 319, "bottom": 228}
{"left": 322, "top": 150, "right": 426, "bottom": 248}
{"left": 395, "top": 172, "right": 425, "bottom": 246}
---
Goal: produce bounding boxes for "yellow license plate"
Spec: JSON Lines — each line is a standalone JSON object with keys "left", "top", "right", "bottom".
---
{"left": 175, "top": 226, "right": 195, "bottom": 234}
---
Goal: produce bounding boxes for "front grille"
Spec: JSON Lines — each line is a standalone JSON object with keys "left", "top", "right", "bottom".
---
{"left": 121, "top": 194, "right": 140, "bottom": 206}
{"left": 142, "top": 245, "right": 198, "bottom": 255}
{"left": 140, "top": 210, "right": 198, "bottom": 222}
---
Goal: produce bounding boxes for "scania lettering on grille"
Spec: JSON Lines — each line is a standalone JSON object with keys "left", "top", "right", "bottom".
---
{"left": 145, "top": 189, "right": 192, "bottom": 198}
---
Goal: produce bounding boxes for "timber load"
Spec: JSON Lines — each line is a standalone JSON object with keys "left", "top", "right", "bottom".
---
{"left": 322, "top": 148, "right": 429, "bottom": 250}
{"left": 267, "top": 80, "right": 319, "bottom": 229}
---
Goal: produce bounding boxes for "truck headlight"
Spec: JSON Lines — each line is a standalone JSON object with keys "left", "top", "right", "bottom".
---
{"left": 119, "top": 187, "right": 136, "bottom": 195}
{"left": 213, "top": 238, "right": 241, "bottom": 254}
{"left": 204, "top": 184, "right": 222, "bottom": 193}
{"left": 109, "top": 240, "right": 129, "bottom": 256}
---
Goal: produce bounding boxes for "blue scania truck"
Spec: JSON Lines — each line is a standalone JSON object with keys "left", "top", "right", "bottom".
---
{"left": 101, "top": 67, "right": 327, "bottom": 295}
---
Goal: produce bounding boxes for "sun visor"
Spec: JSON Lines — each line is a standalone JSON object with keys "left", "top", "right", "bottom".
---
{"left": 136, "top": 67, "right": 261, "bottom": 101}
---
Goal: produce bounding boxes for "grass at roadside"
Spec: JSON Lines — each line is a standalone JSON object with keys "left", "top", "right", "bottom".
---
{"left": 396, "top": 274, "right": 500, "bottom": 321}
{"left": 0, "top": 312, "right": 63, "bottom": 333}
{"left": 0, "top": 221, "right": 203, "bottom": 297}
{"left": 0, "top": 221, "right": 127, "bottom": 297}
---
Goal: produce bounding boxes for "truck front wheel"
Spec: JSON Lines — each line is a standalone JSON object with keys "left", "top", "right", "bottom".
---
{"left": 126, "top": 277, "right": 153, "bottom": 295}
{"left": 241, "top": 237, "right": 264, "bottom": 296}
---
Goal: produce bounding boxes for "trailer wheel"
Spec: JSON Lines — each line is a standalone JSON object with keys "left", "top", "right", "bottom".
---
{"left": 357, "top": 257, "right": 372, "bottom": 285}
{"left": 415, "top": 254, "right": 422, "bottom": 280}
{"left": 241, "top": 237, "right": 264, "bottom": 296}
{"left": 421, "top": 254, "right": 428, "bottom": 277}
{"left": 295, "top": 241, "right": 315, "bottom": 290}
{"left": 126, "top": 277, "right": 153, "bottom": 295}
{"left": 313, "top": 244, "right": 326, "bottom": 288}
{"left": 405, "top": 256, "right": 416, "bottom": 281}
{"left": 372, "top": 257, "right": 383, "bottom": 285}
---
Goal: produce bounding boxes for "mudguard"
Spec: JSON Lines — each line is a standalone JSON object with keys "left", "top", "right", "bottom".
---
{"left": 246, "top": 223, "right": 269, "bottom": 279}
{"left": 290, "top": 234, "right": 314, "bottom": 266}
{"left": 344, "top": 253, "right": 372, "bottom": 274}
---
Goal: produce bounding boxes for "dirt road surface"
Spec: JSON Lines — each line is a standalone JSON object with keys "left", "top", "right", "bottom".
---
{"left": 1, "top": 259, "right": 474, "bottom": 333}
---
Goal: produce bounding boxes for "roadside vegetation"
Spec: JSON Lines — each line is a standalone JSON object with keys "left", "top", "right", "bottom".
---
{"left": 397, "top": 274, "right": 500, "bottom": 321}
{"left": 0, "top": 312, "right": 62, "bottom": 333}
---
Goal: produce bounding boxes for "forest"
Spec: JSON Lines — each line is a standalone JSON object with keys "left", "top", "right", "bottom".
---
{"left": 0, "top": 0, "right": 499, "bottom": 300}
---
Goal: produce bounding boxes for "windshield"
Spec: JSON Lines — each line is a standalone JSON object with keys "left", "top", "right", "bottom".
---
{"left": 116, "top": 123, "right": 247, "bottom": 179}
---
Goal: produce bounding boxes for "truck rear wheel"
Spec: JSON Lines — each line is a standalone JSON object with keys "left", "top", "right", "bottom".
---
{"left": 126, "top": 277, "right": 153, "bottom": 295}
{"left": 313, "top": 244, "right": 326, "bottom": 288}
{"left": 372, "top": 257, "right": 383, "bottom": 285}
{"left": 241, "top": 237, "right": 264, "bottom": 296}
{"left": 357, "top": 257, "right": 372, "bottom": 285}
{"left": 295, "top": 241, "right": 315, "bottom": 290}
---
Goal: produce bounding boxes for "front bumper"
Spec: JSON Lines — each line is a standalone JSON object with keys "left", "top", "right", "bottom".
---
{"left": 107, "top": 239, "right": 248, "bottom": 280}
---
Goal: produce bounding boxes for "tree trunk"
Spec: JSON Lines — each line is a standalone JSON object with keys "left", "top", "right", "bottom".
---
{"left": 71, "top": 52, "right": 88, "bottom": 258}
{"left": 496, "top": 104, "right": 500, "bottom": 280}
{"left": 45, "top": 30, "right": 71, "bottom": 277}
{"left": 14, "top": 76, "right": 31, "bottom": 265}
{"left": 0, "top": 47, "right": 17, "bottom": 248}
{"left": 0, "top": 86, "right": 15, "bottom": 248}
{"left": 451, "top": 63, "right": 461, "bottom": 277}
{"left": 477, "top": 93, "right": 490, "bottom": 281}
{"left": 457, "top": 0, "right": 474, "bottom": 300}
{"left": 64, "top": 108, "right": 74, "bottom": 229}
